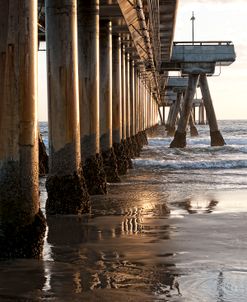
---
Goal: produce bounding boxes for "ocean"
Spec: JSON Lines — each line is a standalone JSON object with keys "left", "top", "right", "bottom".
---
{"left": 1, "top": 120, "right": 247, "bottom": 301}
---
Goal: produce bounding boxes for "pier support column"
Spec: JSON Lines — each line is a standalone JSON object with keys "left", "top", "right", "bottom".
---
{"left": 125, "top": 52, "right": 134, "bottom": 160}
{"left": 135, "top": 73, "right": 140, "bottom": 135}
{"left": 140, "top": 82, "right": 148, "bottom": 145}
{"left": 189, "top": 110, "right": 199, "bottom": 136}
{"left": 167, "top": 93, "right": 182, "bottom": 136}
{"left": 130, "top": 61, "right": 136, "bottom": 138}
{"left": 158, "top": 107, "right": 163, "bottom": 125}
{"left": 129, "top": 60, "right": 139, "bottom": 157}
{"left": 126, "top": 52, "right": 131, "bottom": 140}
{"left": 78, "top": 0, "right": 107, "bottom": 194}
{"left": 121, "top": 43, "right": 126, "bottom": 140}
{"left": 121, "top": 42, "right": 132, "bottom": 169}
{"left": 166, "top": 103, "right": 175, "bottom": 129}
{"left": 170, "top": 74, "right": 199, "bottom": 148}
{"left": 134, "top": 71, "right": 144, "bottom": 152}
{"left": 192, "top": 105, "right": 196, "bottom": 123}
{"left": 143, "top": 82, "right": 148, "bottom": 144}
{"left": 99, "top": 20, "right": 120, "bottom": 183}
{"left": 199, "top": 103, "right": 205, "bottom": 125}
{"left": 112, "top": 35, "right": 128, "bottom": 175}
{"left": 163, "top": 106, "right": 166, "bottom": 125}
{"left": 143, "top": 87, "right": 147, "bottom": 130}
{"left": 139, "top": 82, "right": 144, "bottom": 141}
{"left": 156, "top": 102, "right": 159, "bottom": 125}
{"left": 135, "top": 75, "right": 143, "bottom": 148}
{"left": 199, "top": 74, "right": 225, "bottom": 146}
{"left": 150, "top": 98, "right": 153, "bottom": 128}
{"left": 153, "top": 100, "right": 156, "bottom": 127}
{"left": 147, "top": 90, "right": 150, "bottom": 129}
{"left": 151, "top": 95, "right": 154, "bottom": 128}
{"left": 139, "top": 80, "right": 144, "bottom": 132}
{"left": 0, "top": 0, "right": 46, "bottom": 257}
{"left": 45, "top": 0, "right": 89, "bottom": 214}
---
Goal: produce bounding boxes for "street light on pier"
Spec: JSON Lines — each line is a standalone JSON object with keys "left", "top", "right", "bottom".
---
{"left": 191, "top": 11, "right": 195, "bottom": 44}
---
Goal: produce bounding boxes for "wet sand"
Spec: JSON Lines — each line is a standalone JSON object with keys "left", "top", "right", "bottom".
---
{"left": 1, "top": 124, "right": 247, "bottom": 301}
{"left": 2, "top": 175, "right": 247, "bottom": 301}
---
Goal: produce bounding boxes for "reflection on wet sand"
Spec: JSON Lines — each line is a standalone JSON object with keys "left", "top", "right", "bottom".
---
{"left": 1, "top": 186, "right": 247, "bottom": 301}
{"left": 42, "top": 263, "right": 52, "bottom": 292}
{"left": 41, "top": 189, "right": 181, "bottom": 301}
{"left": 173, "top": 196, "right": 219, "bottom": 214}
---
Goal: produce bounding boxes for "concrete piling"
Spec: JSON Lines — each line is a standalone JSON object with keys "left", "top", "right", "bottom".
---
{"left": 130, "top": 61, "right": 136, "bottom": 138}
{"left": 112, "top": 35, "right": 122, "bottom": 145}
{"left": 199, "top": 103, "right": 206, "bottom": 125}
{"left": 140, "top": 79, "right": 144, "bottom": 133}
{"left": 129, "top": 60, "right": 140, "bottom": 157}
{"left": 199, "top": 74, "right": 225, "bottom": 146}
{"left": 170, "top": 74, "right": 200, "bottom": 148}
{"left": 146, "top": 93, "right": 150, "bottom": 130}
{"left": 131, "top": 71, "right": 141, "bottom": 150}
{"left": 121, "top": 42, "right": 133, "bottom": 169}
{"left": 189, "top": 110, "right": 199, "bottom": 136}
{"left": 126, "top": 52, "right": 131, "bottom": 140}
{"left": 99, "top": 20, "right": 120, "bottom": 183}
{"left": 134, "top": 71, "right": 146, "bottom": 152}
{"left": 166, "top": 102, "right": 175, "bottom": 130}
{"left": 0, "top": 0, "right": 46, "bottom": 257}
{"left": 121, "top": 42, "right": 127, "bottom": 142}
{"left": 158, "top": 107, "right": 163, "bottom": 125}
{"left": 136, "top": 78, "right": 148, "bottom": 147}
{"left": 163, "top": 106, "right": 166, "bottom": 125}
{"left": 143, "top": 87, "right": 147, "bottom": 130}
{"left": 45, "top": 0, "right": 89, "bottom": 214}
{"left": 78, "top": 0, "right": 107, "bottom": 194}
{"left": 112, "top": 35, "right": 128, "bottom": 175}
{"left": 135, "top": 73, "right": 140, "bottom": 135}
{"left": 125, "top": 52, "right": 135, "bottom": 161}
{"left": 125, "top": 54, "right": 137, "bottom": 159}
{"left": 167, "top": 92, "right": 182, "bottom": 136}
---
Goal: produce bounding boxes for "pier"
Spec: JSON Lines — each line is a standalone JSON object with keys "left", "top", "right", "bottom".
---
{"left": 0, "top": 1, "right": 236, "bottom": 259}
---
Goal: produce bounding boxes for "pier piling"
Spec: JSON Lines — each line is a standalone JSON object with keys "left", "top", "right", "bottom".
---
{"left": 100, "top": 20, "right": 120, "bottom": 182}
{"left": 112, "top": 35, "right": 128, "bottom": 175}
{"left": 45, "top": 0, "right": 89, "bottom": 214}
{"left": 199, "top": 74, "right": 225, "bottom": 146}
{"left": 78, "top": 0, "right": 107, "bottom": 194}
{"left": 167, "top": 92, "right": 182, "bottom": 136}
{"left": 170, "top": 74, "right": 200, "bottom": 148}
{"left": 189, "top": 110, "right": 199, "bottom": 137}
{"left": 0, "top": 0, "right": 46, "bottom": 257}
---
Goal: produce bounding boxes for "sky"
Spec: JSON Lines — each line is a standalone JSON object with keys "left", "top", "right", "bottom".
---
{"left": 37, "top": 0, "right": 247, "bottom": 121}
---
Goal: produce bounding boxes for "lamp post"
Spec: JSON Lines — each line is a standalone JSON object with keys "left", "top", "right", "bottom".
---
{"left": 191, "top": 11, "right": 195, "bottom": 44}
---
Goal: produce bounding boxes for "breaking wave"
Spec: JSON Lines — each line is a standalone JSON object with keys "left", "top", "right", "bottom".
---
{"left": 134, "top": 158, "right": 247, "bottom": 170}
